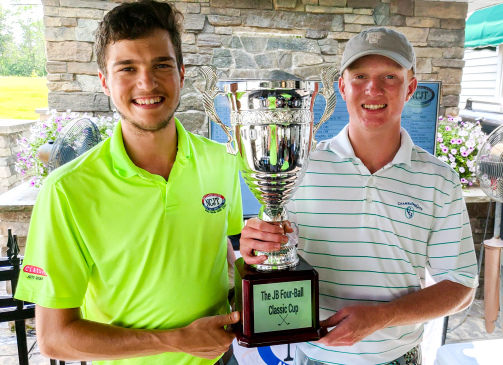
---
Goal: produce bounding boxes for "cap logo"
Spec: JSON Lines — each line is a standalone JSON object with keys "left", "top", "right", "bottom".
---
{"left": 366, "top": 32, "right": 384, "bottom": 44}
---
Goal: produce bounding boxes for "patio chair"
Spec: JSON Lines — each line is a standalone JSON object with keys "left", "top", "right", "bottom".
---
{"left": 0, "top": 232, "right": 35, "bottom": 365}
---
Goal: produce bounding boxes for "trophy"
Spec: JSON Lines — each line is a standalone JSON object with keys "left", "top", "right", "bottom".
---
{"left": 200, "top": 65, "right": 338, "bottom": 347}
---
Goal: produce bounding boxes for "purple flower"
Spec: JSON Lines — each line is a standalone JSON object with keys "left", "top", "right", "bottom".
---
{"left": 461, "top": 151, "right": 469, "bottom": 157}
{"left": 457, "top": 139, "right": 463, "bottom": 144}
{"left": 461, "top": 178, "right": 468, "bottom": 184}
{"left": 442, "top": 146, "right": 448, "bottom": 153}
{"left": 437, "top": 137, "right": 443, "bottom": 143}
{"left": 445, "top": 126, "right": 452, "bottom": 131}
{"left": 29, "top": 180, "right": 35, "bottom": 187}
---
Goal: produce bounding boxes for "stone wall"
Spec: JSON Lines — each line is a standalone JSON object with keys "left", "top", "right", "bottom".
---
{"left": 42, "top": 0, "right": 468, "bottom": 137}
{"left": 0, "top": 121, "right": 35, "bottom": 195}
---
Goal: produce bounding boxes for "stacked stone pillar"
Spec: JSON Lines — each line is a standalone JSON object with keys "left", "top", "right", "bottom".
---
{"left": 0, "top": 121, "right": 35, "bottom": 195}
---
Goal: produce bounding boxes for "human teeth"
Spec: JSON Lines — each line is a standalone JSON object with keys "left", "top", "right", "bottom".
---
{"left": 135, "top": 97, "right": 161, "bottom": 105}
{"left": 363, "top": 104, "right": 386, "bottom": 110}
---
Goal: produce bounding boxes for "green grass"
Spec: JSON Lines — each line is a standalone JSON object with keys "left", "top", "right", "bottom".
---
{"left": 0, "top": 76, "right": 48, "bottom": 120}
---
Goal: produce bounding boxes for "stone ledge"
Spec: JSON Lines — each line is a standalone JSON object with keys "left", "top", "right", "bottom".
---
{"left": 0, "top": 120, "right": 36, "bottom": 134}
{"left": 0, "top": 182, "right": 39, "bottom": 212}
{"left": 464, "top": 186, "right": 491, "bottom": 204}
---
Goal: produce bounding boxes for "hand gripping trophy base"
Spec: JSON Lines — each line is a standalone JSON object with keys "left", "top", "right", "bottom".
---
{"left": 253, "top": 206, "right": 299, "bottom": 271}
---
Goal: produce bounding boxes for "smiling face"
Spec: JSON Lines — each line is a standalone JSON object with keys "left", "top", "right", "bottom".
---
{"left": 339, "top": 54, "right": 417, "bottom": 135}
{"left": 98, "top": 29, "right": 185, "bottom": 133}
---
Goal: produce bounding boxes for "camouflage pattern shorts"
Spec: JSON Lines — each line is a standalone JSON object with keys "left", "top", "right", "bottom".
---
{"left": 385, "top": 345, "right": 421, "bottom": 365}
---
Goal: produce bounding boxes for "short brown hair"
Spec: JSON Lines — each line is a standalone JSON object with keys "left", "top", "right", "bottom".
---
{"left": 95, "top": 0, "right": 184, "bottom": 74}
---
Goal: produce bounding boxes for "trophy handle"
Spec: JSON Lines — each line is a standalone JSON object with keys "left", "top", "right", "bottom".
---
{"left": 312, "top": 66, "right": 339, "bottom": 151}
{"left": 199, "top": 65, "right": 237, "bottom": 155}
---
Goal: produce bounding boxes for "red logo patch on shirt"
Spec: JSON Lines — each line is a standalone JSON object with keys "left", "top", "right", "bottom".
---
{"left": 202, "top": 193, "right": 226, "bottom": 213}
{"left": 23, "top": 265, "right": 47, "bottom": 277}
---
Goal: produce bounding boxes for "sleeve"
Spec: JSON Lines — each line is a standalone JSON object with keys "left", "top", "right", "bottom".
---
{"left": 226, "top": 154, "right": 244, "bottom": 236}
{"left": 14, "top": 181, "right": 93, "bottom": 308}
{"left": 426, "top": 177, "right": 479, "bottom": 288}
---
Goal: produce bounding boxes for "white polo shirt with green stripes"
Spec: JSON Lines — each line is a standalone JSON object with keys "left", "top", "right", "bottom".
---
{"left": 289, "top": 126, "right": 478, "bottom": 365}
{"left": 15, "top": 118, "right": 243, "bottom": 365}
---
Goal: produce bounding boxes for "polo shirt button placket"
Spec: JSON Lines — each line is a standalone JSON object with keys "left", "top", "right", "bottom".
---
{"left": 364, "top": 175, "right": 375, "bottom": 225}
{"left": 366, "top": 176, "right": 374, "bottom": 203}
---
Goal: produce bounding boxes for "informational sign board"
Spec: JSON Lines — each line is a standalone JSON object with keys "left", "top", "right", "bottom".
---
{"left": 208, "top": 81, "right": 441, "bottom": 217}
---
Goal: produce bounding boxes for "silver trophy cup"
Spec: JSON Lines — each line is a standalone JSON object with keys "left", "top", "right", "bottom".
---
{"left": 201, "top": 66, "right": 338, "bottom": 271}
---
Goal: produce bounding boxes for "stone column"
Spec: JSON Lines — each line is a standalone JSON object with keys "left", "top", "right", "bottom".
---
{"left": 0, "top": 121, "right": 35, "bottom": 195}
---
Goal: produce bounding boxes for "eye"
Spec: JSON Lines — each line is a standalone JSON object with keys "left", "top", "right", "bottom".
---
{"left": 385, "top": 75, "right": 396, "bottom": 79}
{"left": 119, "top": 67, "right": 134, "bottom": 72}
{"left": 157, "top": 63, "right": 174, "bottom": 69}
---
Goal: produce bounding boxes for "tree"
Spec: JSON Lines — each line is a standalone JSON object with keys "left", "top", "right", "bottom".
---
{"left": 0, "top": 4, "right": 46, "bottom": 77}
{"left": 0, "top": 4, "right": 14, "bottom": 74}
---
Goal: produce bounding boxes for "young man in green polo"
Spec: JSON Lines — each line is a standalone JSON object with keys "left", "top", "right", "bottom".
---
{"left": 14, "top": 1, "right": 243, "bottom": 364}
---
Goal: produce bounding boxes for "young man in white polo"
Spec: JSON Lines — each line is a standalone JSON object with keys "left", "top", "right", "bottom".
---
{"left": 15, "top": 1, "right": 242, "bottom": 364}
{"left": 240, "top": 28, "right": 477, "bottom": 365}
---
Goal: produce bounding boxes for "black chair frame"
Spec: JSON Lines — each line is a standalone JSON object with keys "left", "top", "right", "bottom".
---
{"left": 0, "top": 256, "right": 35, "bottom": 365}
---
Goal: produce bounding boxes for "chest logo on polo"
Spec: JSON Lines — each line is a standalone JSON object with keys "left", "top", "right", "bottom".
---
{"left": 23, "top": 265, "right": 47, "bottom": 281}
{"left": 398, "top": 201, "right": 422, "bottom": 219}
{"left": 202, "top": 193, "right": 226, "bottom": 213}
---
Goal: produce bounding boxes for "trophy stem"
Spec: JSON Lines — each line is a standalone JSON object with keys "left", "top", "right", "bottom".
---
{"left": 258, "top": 206, "right": 289, "bottom": 222}
{"left": 254, "top": 206, "right": 299, "bottom": 271}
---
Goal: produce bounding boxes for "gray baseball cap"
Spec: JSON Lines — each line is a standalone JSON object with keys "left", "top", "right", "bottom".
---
{"left": 340, "top": 27, "right": 416, "bottom": 74}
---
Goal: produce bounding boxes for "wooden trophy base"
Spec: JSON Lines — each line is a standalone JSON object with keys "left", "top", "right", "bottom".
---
{"left": 234, "top": 256, "right": 324, "bottom": 347}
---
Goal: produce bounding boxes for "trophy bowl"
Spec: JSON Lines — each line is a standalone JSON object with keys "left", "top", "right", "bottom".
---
{"left": 200, "top": 66, "right": 338, "bottom": 271}
{"left": 201, "top": 66, "right": 337, "bottom": 269}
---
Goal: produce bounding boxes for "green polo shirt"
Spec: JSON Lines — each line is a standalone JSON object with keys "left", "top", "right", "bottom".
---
{"left": 15, "top": 119, "right": 243, "bottom": 365}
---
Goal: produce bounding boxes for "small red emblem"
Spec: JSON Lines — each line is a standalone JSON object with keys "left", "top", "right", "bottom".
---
{"left": 23, "top": 265, "right": 47, "bottom": 276}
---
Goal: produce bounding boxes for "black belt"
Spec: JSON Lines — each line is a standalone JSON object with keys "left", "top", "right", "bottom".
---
{"left": 214, "top": 344, "right": 233, "bottom": 365}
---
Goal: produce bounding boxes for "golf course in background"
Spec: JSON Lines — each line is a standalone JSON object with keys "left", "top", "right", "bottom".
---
{"left": 0, "top": 77, "right": 48, "bottom": 120}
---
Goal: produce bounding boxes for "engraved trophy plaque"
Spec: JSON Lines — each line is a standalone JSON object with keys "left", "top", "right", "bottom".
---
{"left": 200, "top": 66, "right": 338, "bottom": 347}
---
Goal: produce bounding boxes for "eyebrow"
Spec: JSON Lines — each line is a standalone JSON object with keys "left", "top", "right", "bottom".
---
{"left": 112, "top": 56, "right": 176, "bottom": 68}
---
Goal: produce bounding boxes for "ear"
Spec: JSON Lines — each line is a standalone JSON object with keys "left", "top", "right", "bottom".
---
{"left": 406, "top": 76, "right": 418, "bottom": 102}
{"left": 338, "top": 75, "right": 347, "bottom": 102}
{"left": 98, "top": 69, "right": 110, "bottom": 96}
{"left": 179, "top": 64, "right": 185, "bottom": 89}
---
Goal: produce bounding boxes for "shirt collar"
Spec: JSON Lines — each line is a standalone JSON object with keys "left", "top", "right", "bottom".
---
{"left": 329, "top": 125, "right": 413, "bottom": 169}
{"left": 110, "top": 117, "right": 191, "bottom": 178}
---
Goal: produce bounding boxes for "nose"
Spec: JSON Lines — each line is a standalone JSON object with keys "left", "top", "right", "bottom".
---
{"left": 137, "top": 69, "right": 158, "bottom": 91}
{"left": 365, "top": 77, "right": 384, "bottom": 97}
